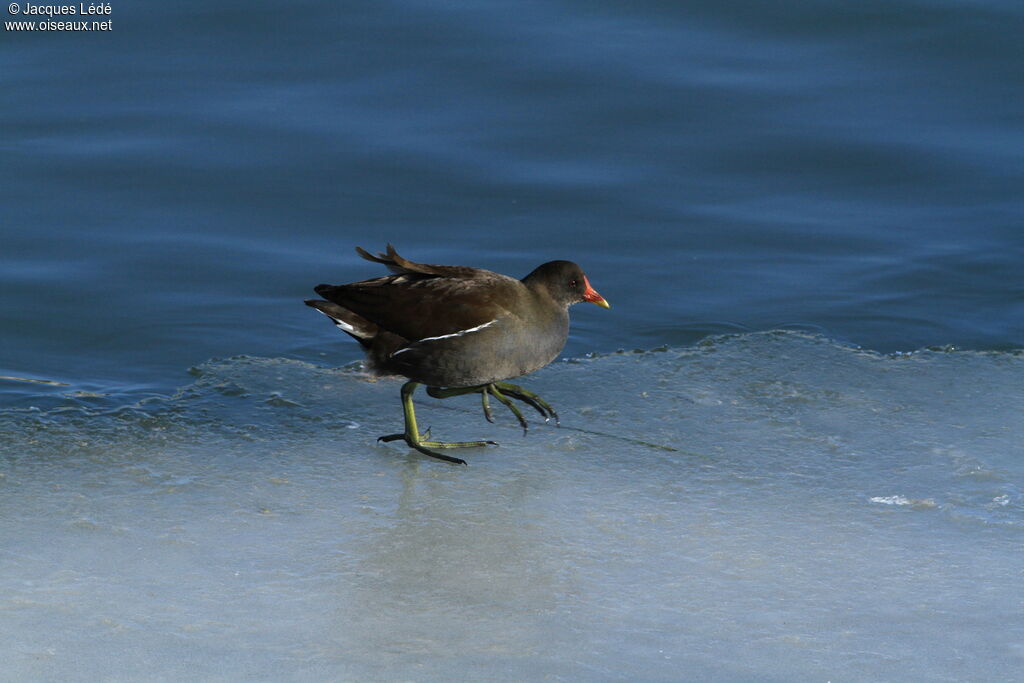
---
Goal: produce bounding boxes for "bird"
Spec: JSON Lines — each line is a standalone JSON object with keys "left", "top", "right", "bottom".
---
{"left": 305, "top": 244, "right": 609, "bottom": 464}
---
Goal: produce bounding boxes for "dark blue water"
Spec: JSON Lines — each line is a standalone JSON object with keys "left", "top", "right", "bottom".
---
{"left": 3, "top": 0, "right": 1022, "bottom": 404}
{"left": 4, "top": 4, "right": 1024, "bottom": 679}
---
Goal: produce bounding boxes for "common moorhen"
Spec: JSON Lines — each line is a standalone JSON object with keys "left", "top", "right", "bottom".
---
{"left": 305, "top": 244, "right": 609, "bottom": 464}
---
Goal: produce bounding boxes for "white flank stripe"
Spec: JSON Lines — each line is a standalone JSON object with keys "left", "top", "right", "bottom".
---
{"left": 416, "top": 318, "right": 499, "bottom": 343}
{"left": 391, "top": 318, "right": 499, "bottom": 358}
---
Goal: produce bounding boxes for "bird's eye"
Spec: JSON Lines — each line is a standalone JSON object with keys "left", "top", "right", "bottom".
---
{"left": 569, "top": 279, "right": 578, "bottom": 288}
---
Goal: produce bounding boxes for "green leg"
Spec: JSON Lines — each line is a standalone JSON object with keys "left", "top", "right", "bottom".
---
{"left": 427, "top": 382, "right": 559, "bottom": 430}
{"left": 493, "top": 381, "right": 560, "bottom": 426}
{"left": 425, "top": 383, "right": 496, "bottom": 423}
{"left": 480, "top": 389, "right": 495, "bottom": 423}
{"left": 426, "top": 385, "right": 486, "bottom": 400}
{"left": 377, "top": 382, "right": 496, "bottom": 465}
{"left": 487, "top": 384, "right": 529, "bottom": 435}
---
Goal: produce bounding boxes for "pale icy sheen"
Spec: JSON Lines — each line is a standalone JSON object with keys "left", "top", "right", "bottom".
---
{"left": 1, "top": 332, "right": 1022, "bottom": 681}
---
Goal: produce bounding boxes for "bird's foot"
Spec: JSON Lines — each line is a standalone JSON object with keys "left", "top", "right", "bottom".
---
{"left": 486, "top": 384, "right": 529, "bottom": 435}
{"left": 491, "top": 381, "right": 560, "bottom": 427}
{"left": 377, "top": 432, "right": 495, "bottom": 466}
{"left": 426, "top": 382, "right": 559, "bottom": 434}
{"left": 480, "top": 389, "right": 495, "bottom": 423}
{"left": 380, "top": 382, "right": 498, "bottom": 465}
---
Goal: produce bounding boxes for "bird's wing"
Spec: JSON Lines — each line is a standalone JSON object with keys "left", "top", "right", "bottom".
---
{"left": 315, "top": 248, "right": 523, "bottom": 342}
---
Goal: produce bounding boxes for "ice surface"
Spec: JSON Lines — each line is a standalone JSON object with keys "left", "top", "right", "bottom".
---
{"left": 1, "top": 332, "right": 1022, "bottom": 681}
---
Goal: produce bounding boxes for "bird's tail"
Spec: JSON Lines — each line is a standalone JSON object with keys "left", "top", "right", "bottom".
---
{"left": 304, "top": 299, "right": 378, "bottom": 345}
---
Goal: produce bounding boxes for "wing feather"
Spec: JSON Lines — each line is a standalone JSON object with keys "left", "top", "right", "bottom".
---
{"left": 315, "top": 246, "right": 524, "bottom": 342}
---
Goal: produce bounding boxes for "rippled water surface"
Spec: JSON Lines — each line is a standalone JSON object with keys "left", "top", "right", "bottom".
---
{"left": 2, "top": 0, "right": 1023, "bottom": 679}
{"left": 4, "top": 0, "right": 1023, "bottom": 398}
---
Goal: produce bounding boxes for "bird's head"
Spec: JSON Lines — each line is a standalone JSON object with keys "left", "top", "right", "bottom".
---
{"left": 524, "top": 260, "right": 610, "bottom": 309}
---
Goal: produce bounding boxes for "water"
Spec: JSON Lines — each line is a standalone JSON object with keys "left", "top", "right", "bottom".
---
{"left": 3, "top": 0, "right": 1023, "bottom": 680}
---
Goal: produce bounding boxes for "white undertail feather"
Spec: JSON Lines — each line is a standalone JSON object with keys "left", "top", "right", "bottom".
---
{"left": 391, "top": 319, "right": 499, "bottom": 358}
{"left": 314, "top": 308, "right": 356, "bottom": 335}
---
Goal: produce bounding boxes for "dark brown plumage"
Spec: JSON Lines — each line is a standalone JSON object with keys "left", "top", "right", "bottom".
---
{"left": 304, "top": 244, "right": 609, "bottom": 464}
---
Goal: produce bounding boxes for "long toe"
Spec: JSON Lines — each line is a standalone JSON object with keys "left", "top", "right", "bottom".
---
{"left": 491, "top": 382, "right": 561, "bottom": 427}
{"left": 410, "top": 442, "right": 468, "bottom": 465}
{"left": 480, "top": 390, "right": 495, "bottom": 423}
{"left": 508, "top": 390, "right": 551, "bottom": 422}
{"left": 488, "top": 385, "right": 529, "bottom": 435}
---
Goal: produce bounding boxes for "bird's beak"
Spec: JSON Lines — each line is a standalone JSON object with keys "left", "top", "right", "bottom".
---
{"left": 582, "top": 276, "right": 611, "bottom": 309}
